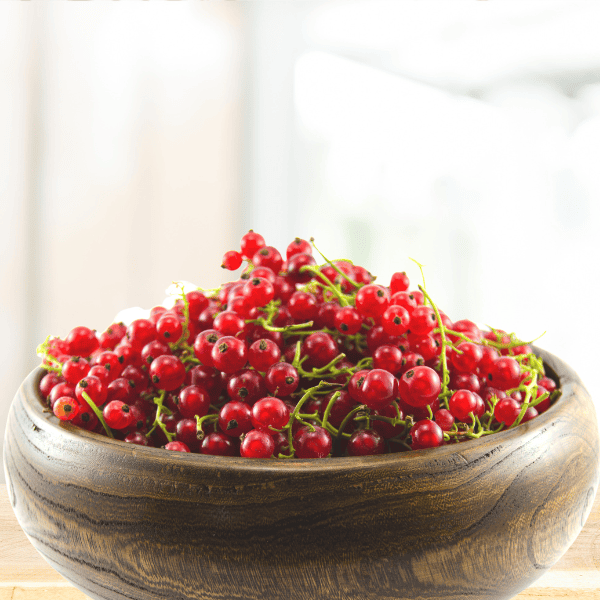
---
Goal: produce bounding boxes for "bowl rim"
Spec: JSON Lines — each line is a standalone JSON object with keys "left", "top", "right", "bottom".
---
{"left": 16, "top": 346, "right": 581, "bottom": 474}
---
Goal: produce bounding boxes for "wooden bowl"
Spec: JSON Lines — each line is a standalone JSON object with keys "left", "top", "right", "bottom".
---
{"left": 3, "top": 348, "right": 599, "bottom": 600}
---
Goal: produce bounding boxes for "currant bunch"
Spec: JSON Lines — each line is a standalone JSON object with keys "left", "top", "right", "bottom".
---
{"left": 37, "top": 231, "right": 559, "bottom": 459}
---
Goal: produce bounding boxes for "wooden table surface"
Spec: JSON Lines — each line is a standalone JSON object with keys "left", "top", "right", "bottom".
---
{"left": 1, "top": 483, "right": 599, "bottom": 600}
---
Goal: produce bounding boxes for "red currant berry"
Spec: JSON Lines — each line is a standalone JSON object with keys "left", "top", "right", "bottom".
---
{"left": 98, "top": 323, "right": 126, "bottom": 350}
{"left": 211, "top": 336, "right": 248, "bottom": 374}
{"left": 164, "top": 441, "right": 191, "bottom": 452}
{"left": 334, "top": 306, "right": 362, "bottom": 335}
{"left": 248, "top": 339, "right": 281, "bottom": 372}
{"left": 381, "top": 305, "right": 410, "bottom": 337}
{"left": 252, "top": 246, "right": 283, "bottom": 274}
{"left": 411, "top": 419, "right": 444, "bottom": 450}
{"left": 103, "top": 401, "right": 134, "bottom": 429}
{"left": 218, "top": 401, "right": 253, "bottom": 437}
{"left": 126, "top": 319, "right": 157, "bottom": 351}
{"left": 302, "top": 332, "right": 338, "bottom": 369}
{"left": 488, "top": 356, "right": 522, "bottom": 390}
{"left": 355, "top": 284, "right": 390, "bottom": 319}
{"left": 193, "top": 329, "right": 222, "bottom": 367}
{"left": 240, "top": 230, "right": 266, "bottom": 260}
{"left": 361, "top": 369, "right": 398, "bottom": 410}
{"left": 221, "top": 250, "right": 243, "bottom": 270}
{"left": 39, "top": 372, "right": 63, "bottom": 399}
{"left": 76, "top": 375, "right": 107, "bottom": 408}
{"left": 390, "top": 271, "right": 410, "bottom": 294}
{"left": 287, "top": 291, "right": 319, "bottom": 322}
{"left": 400, "top": 366, "right": 441, "bottom": 408}
{"left": 124, "top": 432, "right": 151, "bottom": 446}
{"left": 141, "top": 340, "right": 171, "bottom": 366}
{"left": 156, "top": 313, "right": 183, "bottom": 344}
{"left": 178, "top": 385, "right": 211, "bottom": 419}
{"left": 240, "top": 429, "right": 275, "bottom": 458}
{"left": 450, "top": 341, "right": 483, "bottom": 373}
{"left": 494, "top": 397, "right": 522, "bottom": 426}
{"left": 213, "top": 311, "right": 246, "bottom": 337}
{"left": 243, "top": 277, "right": 275, "bottom": 308}
{"left": 65, "top": 326, "right": 99, "bottom": 356}
{"left": 62, "top": 357, "right": 91, "bottom": 386}
{"left": 390, "top": 291, "right": 418, "bottom": 314}
{"left": 434, "top": 408, "right": 455, "bottom": 431}
{"left": 150, "top": 355, "right": 186, "bottom": 391}
{"left": 409, "top": 306, "right": 437, "bottom": 336}
{"left": 449, "top": 389, "right": 478, "bottom": 422}
{"left": 251, "top": 397, "right": 290, "bottom": 431}
{"left": 347, "top": 429, "right": 386, "bottom": 456}
{"left": 53, "top": 396, "right": 80, "bottom": 421}
{"left": 293, "top": 426, "right": 332, "bottom": 459}
{"left": 226, "top": 369, "right": 266, "bottom": 404}
{"left": 201, "top": 432, "right": 238, "bottom": 456}
{"left": 372, "top": 345, "right": 403, "bottom": 375}
{"left": 265, "top": 362, "right": 299, "bottom": 396}
{"left": 285, "top": 252, "right": 317, "bottom": 284}
{"left": 286, "top": 237, "right": 312, "bottom": 259}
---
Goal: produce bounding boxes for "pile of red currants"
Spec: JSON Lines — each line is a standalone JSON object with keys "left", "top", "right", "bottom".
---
{"left": 37, "top": 231, "right": 559, "bottom": 458}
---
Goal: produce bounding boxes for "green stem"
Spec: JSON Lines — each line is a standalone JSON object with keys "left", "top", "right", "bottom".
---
{"left": 81, "top": 391, "right": 114, "bottom": 439}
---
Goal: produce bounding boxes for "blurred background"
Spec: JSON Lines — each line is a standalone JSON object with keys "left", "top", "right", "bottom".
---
{"left": 2, "top": 1, "right": 600, "bottom": 480}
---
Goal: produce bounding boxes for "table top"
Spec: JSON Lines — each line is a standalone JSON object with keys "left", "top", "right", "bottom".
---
{"left": 1, "top": 483, "right": 599, "bottom": 600}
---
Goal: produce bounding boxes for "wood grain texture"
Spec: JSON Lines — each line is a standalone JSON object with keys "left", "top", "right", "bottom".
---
{"left": 2, "top": 485, "right": 599, "bottom": 600}
{"left": 2, "top": 349, "right": 599, "bottom": 600}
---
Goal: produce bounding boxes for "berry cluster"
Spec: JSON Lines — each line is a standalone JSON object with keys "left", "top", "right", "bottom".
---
{"left": 37, "top": 231, "right": 559, "bottom": 458}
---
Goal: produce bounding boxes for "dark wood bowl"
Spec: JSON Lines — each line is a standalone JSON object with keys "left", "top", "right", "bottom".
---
{"left": 3, "top": 348, "right": 599, "bottom": 600}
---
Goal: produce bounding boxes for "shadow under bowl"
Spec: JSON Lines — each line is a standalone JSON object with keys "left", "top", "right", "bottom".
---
{"left": 3, "top": 347, "right": 599, "bottom": 600}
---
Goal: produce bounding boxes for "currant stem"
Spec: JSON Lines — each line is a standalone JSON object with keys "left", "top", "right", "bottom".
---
{"left": 80, "top": 391, "right": 114, "bottom": 439}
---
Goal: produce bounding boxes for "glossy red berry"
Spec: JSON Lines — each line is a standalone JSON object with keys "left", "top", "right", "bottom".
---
{"left": 265, "top": 362, "right": 299, "bottom": 396}
{"left": 494, "top": 397, "right": 522, "bottom": 426}
{"left": 103, "top": 401, "right": 134, "bottom": 430}
{"left": 76, "top": 375, "right": 107, "bottom": 408}
{"left": 302, "top": 332, "right": 338, "bottom": 369}
{"left": 390, "top": 271, "right": 410, "bottom": 294}
{"left": 372, "top": 345, "right": 403, "bottom": 375}
{"left": 294, "top": 426, "right": 332, "bottom": 459}
{"left": 409, "top": 306, "right": 437, "bottom": 336}
{"left": 201, "top": 432, "right": 238, "bottom": 456}
{"left": 361, "top": 369, "right": 398, "bottom": 410}
{"left": 251, "top": 397, "right": 290, "bottom": 431}
{"left": 240, "top": 429, "right": 275, "bottom": 458}
{"left": 381, "top": 305, "right": 410, "bottom": 337}
{"left": 286, "top": 237, "right": 312, "bottom": 259}
{"left": 164, "top": 441, "right": 191, "bottom": 453}
{"left": 178, "top": 385, "right": 211, "bottom": 419}
{"left": 355, "top": 284, "right": 390, "bottom": 319}
{"left": 488, "top": 356, "right": 522, "bottom": 390}
{"left": 287, "top": 291, "right": 319, "bottom": 322}
{"left": 221, "top": 250, "right": 243, "bottom": 270}
{"left": 218, "top": 401, "right": 253, "bottom": 437}
{"left": 211, "top": 336, "right": 248, "bottom": 374}
{"left": 400, "top": 366, "right": 441, "bottom": 407}
{"left": 285, "top": 252, "right": 317, "bottom": 284}
{"left": 65, "top": 326, "right": 99, "bottom": 356}
{"left": 252, "top": 245, "right": 283, "bottom": 274}
{"left": 243, "top": 277, "right": 275, "bottom": 308}
{"left": 213, "top": 311, "right": 246, "bottom": 337}
{"left": 334, "top": 306, "right": 362, "bottom": 335}
{"left": 62, "top": 357, "right": 91, "bottom": 385}
{"left": 53, "top": 396, "right": 80, "bottom": 421}
{"left": 156, "top": 313, "right": 183, "bottom": 344}
{"left": 248, "top": 339, "right": 281, "bottom": 372}
{"left": 449, "top": 389, "right": 478, "bottom": 422}
{"left": 240, "top": 230, "right": 266, "bottom": 260}
{"left": 411, "top": 419, "right": 444, "bottom": 449}
{"left": 347, "top": 429, "right": 386, "bottom": 456}
{"left": 149, "top": 355, "right": 186, "bottom": 391}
